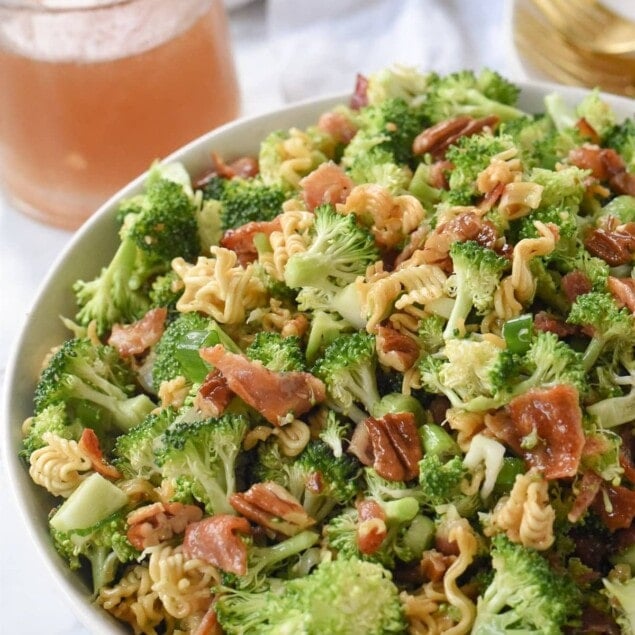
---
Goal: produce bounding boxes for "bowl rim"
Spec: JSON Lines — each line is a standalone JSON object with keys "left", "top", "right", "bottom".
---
{"left": 2, "top": 79, "right": 633, "bottom": 633}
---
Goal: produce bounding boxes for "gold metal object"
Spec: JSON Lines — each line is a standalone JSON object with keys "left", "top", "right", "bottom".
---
{"left": 531, "top": 0, "right": 635, "bottom": 55}
{"left": 513, "top": 3, "right": 635, "bottom": 97}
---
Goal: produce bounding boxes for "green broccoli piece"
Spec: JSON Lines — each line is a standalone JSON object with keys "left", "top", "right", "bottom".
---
{"left": 587, "top": 376, "right": 635, "bottom": 429}
{"left": 317, "top": 410, "right": 351, "bottom": 458}
{"left": 418, "top": 454, "right": 478, "bottom": 515}
{"left": 245, "top": 331, "right": 306, "bottom": 372}
{"left": 312, "top": 332, "right": 381, "bottom": 423}
{"left": 473, "top": 534, "right": 582, "bottom": 634}
{"left": 34, "top": 337, "right": 154, "bottom": 436}
{"left": 444, "top": 133, "right": 516, "bottom": 206}
{"left": 215, "top": 557, "right": 407, "bottom": 634}
{"left": 343, "top": 97, "right": 425, "bottom": 166}
{"left": 517, "top": 205, "right": 579, "bottom": 263}
{"left": 602, "top": 194, "right": 635, "bottom": 224}
{"left": 528, "top": 165, "right": 589, "bottom": 212}
{"left": 113, "top": 407, "right": 176, "bottom": 480}
{"left": 148, "top": 270, "right": 183, "bottom": 312}
{"left": 366, "top": 65, "right": 430, "bottom": 106}
{"left": 417, "top": 313, "right": 446, "bottom": 354}
{"left": 604, "top": 117, "right": 635, "bottom": 171}
{"left": 284, "top": 204, "right": 378, "bottom": 292}
{"left": 443, "top": 241, "right": 509, "bottom": 339}
{"left": 603, "top": 573, "right": 635, "bottom": 635}
{"left": 151, "top": 311, "right": 238, "bottom": 391}
{"left": 20, "top": 402, "right": 83, "bottom": 459}
{"left": 51, "top": 509, "right": 139, "bottom": 594}
{"left": 576, "top": 89, "right": 617, "bottom": 140}
{"left": 74, "top": 170, "right": 199, "bottom": 334}
{"left": 346, "top": 147, "right": 413, "bottom": 193}
{"left": 155, "top": 414, "right": 249, "bottom": 514}
{"left": 305, "top": 310, "right": 354, "bottom": 364}
{"left": 200, "top": 174, "right": 286, "bottom": 230}
{"left": 567, "top": 291, "right": 635, "bottom": 370}
{"left": 408, "top": 161, "right": 444, "bottom": 209}
{"left": 421, "top": 69, "right": 524, "bottom": 124}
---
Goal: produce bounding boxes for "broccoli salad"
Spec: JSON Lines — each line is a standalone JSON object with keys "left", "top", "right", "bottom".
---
{"left": 21, "top": 66, "right": 635, "bottom": 634}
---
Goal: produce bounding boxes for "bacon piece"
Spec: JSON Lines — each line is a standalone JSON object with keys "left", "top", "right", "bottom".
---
{"left": 78, "top": 428, "right": 122, "bottom": 480}
{"left": 420, "top": 549, "right": 455, "bottom": 582}
{"left": 195, "top": 152, "right": 259, "bottom": 187}
{"left": 561, "top": 270, "right": 592, "bottom": 304}
{"left": 350, "top": 73, "right": 368, "bottom": 110}
{"left": 568, "top": 143, "right": 635, "bottom": 195}
{"left": 356, "top": 499, "right": 387, "bottom": 555}
{"left": 585, "top": 224, "right": 635, "bottom": 266}
{"left": 126, "top": 501, "right": 203, "bottom": 550}
{"left": 108, "top": 307, "right": 167, "bottom": 357}
{"left": 533, "top": 311, "right": 578, "bottom": 337}
{"left": 577, "top": 607, "right": 621, "bottom": 635}
{"left": 317, "top": 111, "right": 358, "bottom": 144}
{"left": 619, "top": 427, "right": 635, "bottom": 485}
{"left": 199, "top": 345, "right": 326, "bottom": 426}
{"left": 192, "top": 607, "right": 222, "bottom": 635}
{"left": 229, "top": 482, "right": 315, "bottom": 537}
{"left": 593, "top": 484, "right": 635, "bottom": 531}
{"left": 375, "top": 325, "right": 420, "bottom": 372}
{"left": 608, "top": 276, "right": 635, "bottom": 313}
{"left": 299, "top": 162, "right": 354, "bottom": 212}
{"left": 486, "top": 385, "right": 584, "bottom": 479}
{"left": 220, "top": 217, "right": 282, "bottom": 266}
{"left": 365, "top": 412, "right": 422, "bottom": 481}
{"left": 568, "top": 471, "right": 603, "bottom": 524}
{"left": 183, "top": 515, "right": 251, "bottom": 574}
{"left": 195, "top": 369, "right": 233, "bottom": 418}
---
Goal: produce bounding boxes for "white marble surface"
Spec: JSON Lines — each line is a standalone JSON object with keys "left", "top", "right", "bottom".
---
{"left": 0, "top": 1, "right": 515, "bottom": 632}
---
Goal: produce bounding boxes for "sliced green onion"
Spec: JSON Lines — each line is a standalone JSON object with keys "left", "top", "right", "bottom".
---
{"left": 502, "top": 313, "right": 534, "bottom": 354}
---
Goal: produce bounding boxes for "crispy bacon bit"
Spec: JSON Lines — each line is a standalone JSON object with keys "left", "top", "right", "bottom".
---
{"left": 199, "top": 345, "right": 326, "bottom": 426}
{"left": 561, "top": 270, "right": 592, "bottom": 304}
{"left": 375, "top": 325, "right": 420, "bottom": 372}
{"left": 568, "top": 471, "right": 603, "bottom": 524}
{"left": 365, "top": 412, "right": 422, "bottom": 481}
{"left": 577, "top": 606, "right": 621, "bottom": 635}
{"left": 350, "top": 73, "right": 368, "bottom": 110}
{"left": 420, "top": 549, "right": 455, "bottom": 582}
{"left": 299, "top": 162, "right": 354, "bottom": 212}
{"left": 108, "top": 307, "right": 167, "bottom": 357}
{"left": 78, "top": 428, "right": 122, "bottom": 480}
{"left": 229, "top": 482, "right": 315, "bottom": 537}
{"left": 192, "top": 607, "right": 222, "bottom": 635}
{"left": 317, "top": 111, "right": 358, "bottom": 145}
{"left": 619, "top": 428, "right": 635, "bottom": 485}
{"left": 356, "top": 499, "right": 387, "bottom": 555}
{"left": 585, "top": 224, "right": 635, "bottom": 266}
{"left": 195, "top": 369, "right": 233, "bottom": 418}
{"left": 608, "top": 276, "right": 635, "bottom": 313}
{"left": 220, "top": 218, "right": 282, "bottom": 266}
{"left": 533, "top": 311, "right": 578, "bottom": 337}
{"left": 126, "top": 501, "right": 203, "bottom": 550}
{"left": 183, "top": 515, "right": 251, "bottom": 574}
{"left": 593, "top": 484, "right": 635, "bottom": 531}
{"left": 420, "top": 211, "right": 498, "bottom": 271}
{"left": 486, "top": 385, "right": 584, "bottom": 479}
{"left": 195, "top": 152, "right": 259, "bottom": 187}
{"left": 412, "top": 115, "right": 500, "bottom": 159}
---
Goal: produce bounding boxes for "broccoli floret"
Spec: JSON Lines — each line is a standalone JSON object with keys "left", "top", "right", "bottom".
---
{"left": 418, "top": 454, "right": 478, "bottom": 515}
{"left": 74, "top": 169, "right": 199, "bottom": 334}
{"left": 284, "top": 204, "right": 378, "bottom": 292}
{"left": 200, "top": 174, "right": 286, "bottom": 230}
{"left": 417, "top": 313, "right": 446, "bottom": 354}
{"left": 215, "top": 557, "right": 407, "bottom": 634}
{"left": 473, "top": 534, "right": 582, "bottom": 634}
{"left": 155, "top": 414, "right": 249, "bottom": 514}
{"left": 148, "top": 270, "right": 183, "bottom": 312}
{"left": 576, "top": 89, "right": 618, "bottom": 140}
{"left": 151, "top": 311, "right": 238, "bottom": 390}
{"left": 51, "top": 509, "right": 139, "bottom": 594}
{"left": 296, "top": 282, "right": 365, "bottom": 330}
{"left": 517, "top": 205, "right": 579, "bottom": 263}
{"left": 443, "top": 241, "right": 509, "bottom": 339}
{"left": 343, "top": 97, "right": 425, "bottom": 166}
{"left": 567, "top": 291, "right": 635, "bottom": 370}
{"left": 528, "top": 165, "right": 589, "bottom": 213}
{"left": 346, "top": 147, "right": 413, "bottom": 193}
{"left": 113, "top": 407, "right": 176, "bottom": 480}
{"left": 408, "top": 161, "right": 444, "bottom": 208}
{"left": 34, "top": 338, "right": 154, "bottom": 436}
{"left": 555, "top": 246, "right": 610, "bottom": 291}
{"left": 317, "top": 410, "right": 351, "bottom": 458}
{"left": 587, "top": 375, "right": 635, "bottom": 429}
{"left": 305, "top": 311, "right": 354, "bottom": 364}
{"left": 245, "top": 331, "right": 306, "bottom": 372}
{"left": 418, "top": 337, "right": 502, "bottom": 411}
{"left": 366, "top": 64, "right": 430, "bottom": 106}
{"left": 312, "top": 332, "right": 381, "bottom": 423}
{"left": 444, "top": 133, "right": 516, "bottom": 205}
{"left": 491, "top": 331, "right": 588, "bottom": 399}
{"left": 20, "top": 402, "right": 83, "bottom": 459}
{"left": 602, "top": 195, "right": 635, "bottom": 224}
{"left": 603, "top": 571, "right": 635, "bottom": 633}
{"left": 604, "top": 117, "right": 635, "bottom": 171}
{"left": 421, "top": 69, "right": 524, "bottom": 124}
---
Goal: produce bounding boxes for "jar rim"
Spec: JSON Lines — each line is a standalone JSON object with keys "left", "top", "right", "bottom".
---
{"left": 0, "top": 0, "right": 137, "bottom": 12}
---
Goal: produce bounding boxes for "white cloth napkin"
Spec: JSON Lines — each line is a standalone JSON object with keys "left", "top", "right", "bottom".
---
{"left": 266, "top": 0, "right": 511, "bottom": 103}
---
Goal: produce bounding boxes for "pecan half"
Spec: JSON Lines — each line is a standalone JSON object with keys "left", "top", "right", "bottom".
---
{"left": 229, "top": 482, "right": 315, "bottom": 537}
{"left": 584, "top": 223, "right": 635, "bottom": 266}
{"left": 195, "top": 369, "right": 233, "bottom": 418}
{"left": 608, "top": 276, "right": 635, "bottom": 313}
{"left": 365, "top": 412, "right": 422, "bottom": 481}
{"left": 375, "top": 325, "right": 420, "bottom": 372}
{"left": 126, "top": 501, "right": 203, "bottom": 550}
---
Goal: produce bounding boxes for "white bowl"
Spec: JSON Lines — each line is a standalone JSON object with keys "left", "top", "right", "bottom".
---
{"left": 2, "top": 81, "right": 634, "bottom": 633}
